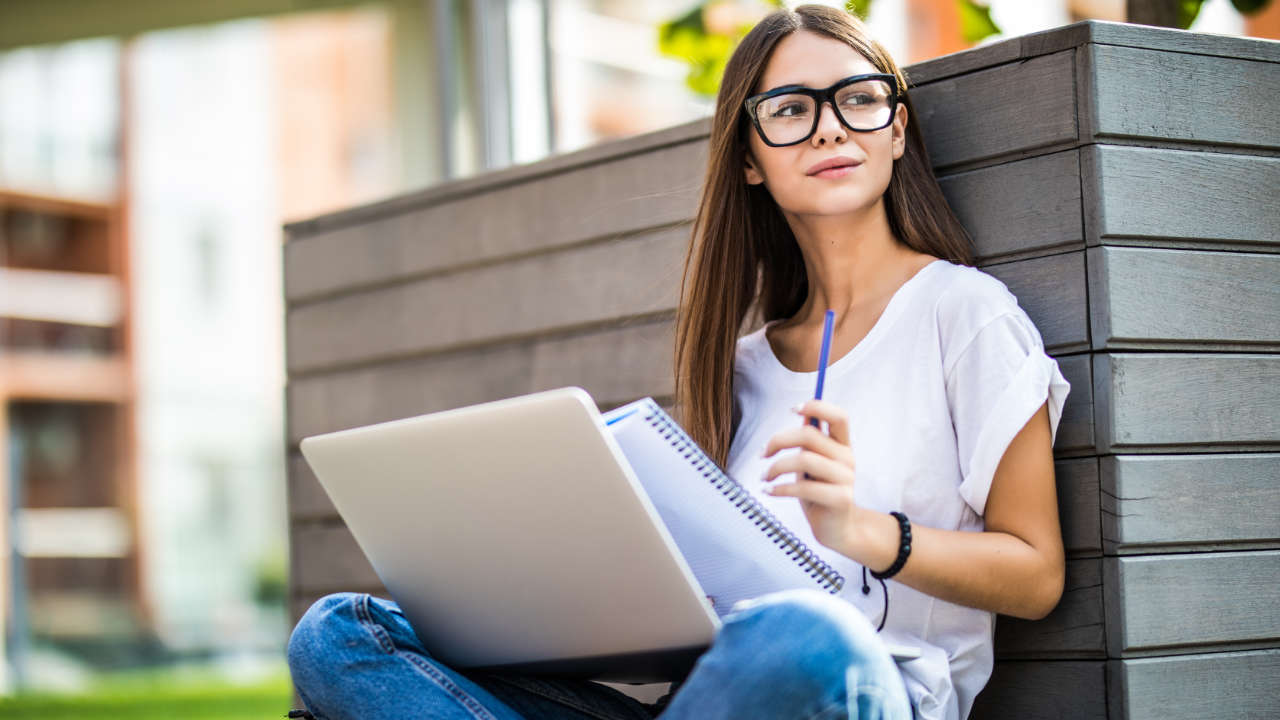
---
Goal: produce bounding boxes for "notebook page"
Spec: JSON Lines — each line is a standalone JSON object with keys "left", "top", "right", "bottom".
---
{"left": 605, "top": 400, "right": 842, "bottom": 616}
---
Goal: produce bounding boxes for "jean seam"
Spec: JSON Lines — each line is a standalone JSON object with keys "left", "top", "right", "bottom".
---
{"left": 353, "top": 594, "right": 499, "bottom": 720}
{"left": 482, "top": 675, "right": 636, "bottom": 720}
{"left": 399, "top": 650, "right": 501, "bottom": 720}
{"left": 353, "top": 594, "right": 395, "bottom": 655}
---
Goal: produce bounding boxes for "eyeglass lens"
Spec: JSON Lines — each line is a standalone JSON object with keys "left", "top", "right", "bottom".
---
{"left": 754, "top": 78, "right": 894, "bottom": 144}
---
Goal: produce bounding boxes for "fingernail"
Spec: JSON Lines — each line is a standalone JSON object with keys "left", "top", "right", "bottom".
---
{"left": 790, "top": 404, "right": 803, "bottom": 413}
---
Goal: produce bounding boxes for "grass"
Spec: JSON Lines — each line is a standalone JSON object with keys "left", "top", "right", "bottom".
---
{"left": 0, "top": 663, "right": 295, "bottom": 720}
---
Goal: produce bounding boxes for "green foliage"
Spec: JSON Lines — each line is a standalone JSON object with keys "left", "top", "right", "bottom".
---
{"left": 1163, "top": 0, "right": 1273, "bottom": 28}
{"left": 1176, "top": 0, "right": 1208, "bottom": 28}
{"left": 252, "top": 550, "right": 288, "bottom": 607}
{"left": 956, "top": 0, "right": 1002, "bottom": 44}
{"left": 657, "top": 1, "right": 784, "bottom": 97}
{"left": 845, "top": 0, "right": 873, "bottom": 20}
{"left": 0, "top": 666, "right": 292, "bottom": 720}
{"left": 1231, "top": 0, "right": 1271, "bottom": 14}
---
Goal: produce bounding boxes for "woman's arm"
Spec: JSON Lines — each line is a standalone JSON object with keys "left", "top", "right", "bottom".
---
{"left": 762, "top": 399, "right": 1066, "bottom": 621}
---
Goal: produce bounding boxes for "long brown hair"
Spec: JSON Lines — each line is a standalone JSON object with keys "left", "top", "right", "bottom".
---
{"left": 673, "top": 4, "right": 974, "bottom": 467}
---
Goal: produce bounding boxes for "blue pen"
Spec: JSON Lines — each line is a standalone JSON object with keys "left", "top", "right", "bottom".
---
{"left": 809, "top": 309, "right": 836, "bottom": 429}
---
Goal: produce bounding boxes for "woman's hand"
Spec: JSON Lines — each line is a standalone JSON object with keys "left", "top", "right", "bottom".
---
{"left": 760, "top": 399, "right": 864, "bottom": 555}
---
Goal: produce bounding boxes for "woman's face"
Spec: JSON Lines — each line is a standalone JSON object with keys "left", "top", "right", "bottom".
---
{"left": 743, "top": 30, "right": 906, "bottom": 218}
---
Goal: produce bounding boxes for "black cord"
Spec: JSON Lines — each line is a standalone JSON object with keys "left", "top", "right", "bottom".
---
{"left": 861, "top": 511, "right": 912, "bottom": 633}
{"left": 861, "top": 566, "right": 889, "bottom": 632}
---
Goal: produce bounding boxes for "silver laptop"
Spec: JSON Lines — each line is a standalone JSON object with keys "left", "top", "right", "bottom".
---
{"left": 299, "top": 386, "right": 719, "bottom": 682}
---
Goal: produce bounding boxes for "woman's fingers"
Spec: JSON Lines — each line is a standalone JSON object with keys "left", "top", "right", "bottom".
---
{"left": 762, "top": 424, "right": 854, "bottom": 468}
{"left": 791, "top": 399, "right": 851, "bottom": 445}
{"left": 760, "top": 449, "right": 852, "bottom": 486}
{"left": 766, "top": 476, "right": 855, "bottom": 509}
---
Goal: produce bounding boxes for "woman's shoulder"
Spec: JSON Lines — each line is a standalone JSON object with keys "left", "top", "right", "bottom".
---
{"left": 928, "top": 260, "right": 1029, "bottom": 348}
{"left": 930, "top": 260, "right": 1018, "bottom": 309}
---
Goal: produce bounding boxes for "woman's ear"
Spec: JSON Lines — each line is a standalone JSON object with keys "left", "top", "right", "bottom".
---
{"left": 891, "top": 103, "right": 907, "bottom": 160}
{"left": 744, "top": 151, "right": 765, "bottom": 185}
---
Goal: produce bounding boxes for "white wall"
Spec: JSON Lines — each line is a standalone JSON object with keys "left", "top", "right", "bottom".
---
{"left": 129, "top": 19, "right": 286, "bottom": 653}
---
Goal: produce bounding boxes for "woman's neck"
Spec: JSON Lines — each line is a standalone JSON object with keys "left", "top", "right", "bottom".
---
{"left": 782, "top": 198, "right": 919, "bottom": 327}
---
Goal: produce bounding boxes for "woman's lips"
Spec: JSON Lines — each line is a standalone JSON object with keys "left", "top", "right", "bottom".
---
{"left": 811, "top": 164, "right": 858, "bottom": 178}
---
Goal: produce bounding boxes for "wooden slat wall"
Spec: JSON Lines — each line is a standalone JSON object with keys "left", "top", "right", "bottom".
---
{"left": 283, "top": 20, "right": 1280, "bottom": 719}
{"left": 1107, "top": 649, "right": 1280, "bottom": 720}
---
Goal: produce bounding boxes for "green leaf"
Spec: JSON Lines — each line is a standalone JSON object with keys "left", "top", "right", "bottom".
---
{"left": 657, "top": 1, "right": 787, "bottom": 97}
{"left": 1231, "top": 0, "right": 1270, "bottom": 14}
{"left": 1176, "top": 0, "right": 1207, "bottom": 28}
{"left": 658, "top": 4, "right": 707, "bottom": 61}
{"left": 956, "top": 0, "right": 1001, "bottom": 44}
{"left": 845, "top": 0, "right": 873, "bottom": 19}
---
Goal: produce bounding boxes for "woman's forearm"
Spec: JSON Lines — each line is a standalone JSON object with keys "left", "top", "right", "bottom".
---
{"left": 839, "top": 508, "right": 1065, "bottom": 621}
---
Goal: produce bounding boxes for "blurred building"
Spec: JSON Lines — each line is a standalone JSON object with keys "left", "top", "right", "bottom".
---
{"left": 0, "top": 0, "right": 1276, "bottom": 693}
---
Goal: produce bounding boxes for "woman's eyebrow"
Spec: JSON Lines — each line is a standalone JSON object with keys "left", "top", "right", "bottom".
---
{"left": 762, "top": 79, "right": 814, "bottom": 90}
{"left": 761, "top": 80, "right": 814, "bottom": 93}
{"left": 760, "top": 74, "right": 866, "bottom": 94}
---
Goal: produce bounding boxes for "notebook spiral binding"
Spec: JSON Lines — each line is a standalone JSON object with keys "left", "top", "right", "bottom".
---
{"left": 641, "top": 401, "right": 845, "bottom": 594}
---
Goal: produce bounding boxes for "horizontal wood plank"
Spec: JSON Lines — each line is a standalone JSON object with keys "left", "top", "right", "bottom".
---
{"left": 1058, "top": 457, "right": 1101, "bottom": 557}
{"left": 1108, "top": 648, "right": 1280, "bottom": 720}
{"left": 288, "top": 454, "right": 337, "bottom": 522}
{"left": 1104, "top": 550, "right": 1280, "bottom": 656}
{"left": 1102, "top": 453, "right": 1280, "bottom": 555}
{"left": 285, "top": 142, "right": 703, "bottom": 303}
{"left": 286, "top": 317, "right": 673, "bottom": 444}
{"left": 291, "top": 522, "right": 383, "bottom": 594}
{"left": 981, "top": 251, "right": 1088, "bottom": 353}
{"left": 286, "top": 226, "right": 685, "bottom": 374}
{"left": 1092, "top": 353, "right": 1280, "bottom": 453}
{"left": 284, "top": 117, "right": 709, "bottom": 240}
{"left": 1051, "top": 353, "right": 1094, "bottom": 454}
{"left": 1083, "top": 19, "right": 1280, "bottom": 64}
{"left": 1083, "top": 145, "right": 1280, "bottom": 249}
{"left": 936, "top": 150, "right": 1083, "bottom": 262}
{"left": 970, "top": 660, "right": 1106, "bottom": 720}
{"left": 995, "top": 559, "right": 1104, "bottom": 659}
{"left": 1088, "top": 246, "right": 1280, "bottom": 351}
{"left": 910, "top": 50, "right": 1077, "bottom": 171}
{"left": 1088, "top": 44, "right": 1280, "bottom": 150}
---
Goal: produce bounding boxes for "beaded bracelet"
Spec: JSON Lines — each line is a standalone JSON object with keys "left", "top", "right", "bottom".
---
{"left": 870, "top": 511, "right": 912, "bottom": 581}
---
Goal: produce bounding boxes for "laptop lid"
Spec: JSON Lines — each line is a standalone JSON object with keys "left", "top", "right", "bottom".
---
{"left": 298, "top": 386, "right": 720, "bottom": 682}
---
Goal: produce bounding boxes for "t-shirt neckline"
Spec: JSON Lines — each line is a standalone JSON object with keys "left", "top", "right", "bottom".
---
{"left": 756, "top": 258, "right": 946, "bottom": 383}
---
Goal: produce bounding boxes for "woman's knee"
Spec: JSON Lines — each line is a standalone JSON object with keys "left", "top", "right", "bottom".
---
{"left": 726, "top": 589, "right": 889, "bottom": 680}
{"left": 287, "top": 592, "right": 368, "bottom": 687}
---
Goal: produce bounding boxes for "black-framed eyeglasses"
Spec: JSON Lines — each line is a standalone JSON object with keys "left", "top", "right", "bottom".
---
{"left": 743, "top": 73, "right": 899, "bottom": 147}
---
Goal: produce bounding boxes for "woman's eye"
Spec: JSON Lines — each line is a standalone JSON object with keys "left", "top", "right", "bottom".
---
{"left": 841, "top": 94, "right": 874, "bottom": 106}
{"left": 773, "top": 102, "right": 808, "bottom": 117}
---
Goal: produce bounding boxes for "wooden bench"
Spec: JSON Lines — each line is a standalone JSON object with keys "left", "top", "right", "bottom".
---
{"left": 282, "top": 20, "right": 1280, "bottom": 718}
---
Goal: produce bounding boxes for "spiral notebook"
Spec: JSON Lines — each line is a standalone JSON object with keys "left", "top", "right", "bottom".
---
{"left": 604, "top": 397, "right": 845, "bottom": 616}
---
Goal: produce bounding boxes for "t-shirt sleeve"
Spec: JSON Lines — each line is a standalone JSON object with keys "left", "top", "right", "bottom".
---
{"left": 944, "top": 310, "right": 1071, "bottom": 516}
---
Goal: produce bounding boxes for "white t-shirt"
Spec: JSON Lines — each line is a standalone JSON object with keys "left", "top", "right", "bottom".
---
{"left": 726, "top": 257, "right": 1071, "bottom": 720}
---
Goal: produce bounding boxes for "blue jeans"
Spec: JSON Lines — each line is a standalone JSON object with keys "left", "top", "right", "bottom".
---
{"left": 288, "top": 588, "right": 913, "bottom": 720}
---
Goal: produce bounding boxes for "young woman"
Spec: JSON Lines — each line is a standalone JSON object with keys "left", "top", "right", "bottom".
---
{"left": 287, "top": 5, "right": 1070, "bottom": 720}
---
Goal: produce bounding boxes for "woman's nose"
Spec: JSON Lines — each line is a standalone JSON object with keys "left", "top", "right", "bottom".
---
{"left": 812, "top": 100, "right": 846, "bottom": 144}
